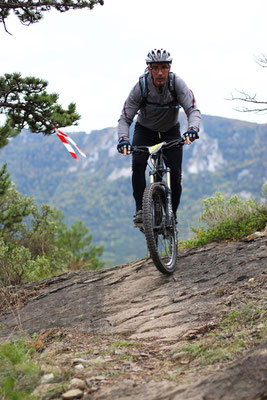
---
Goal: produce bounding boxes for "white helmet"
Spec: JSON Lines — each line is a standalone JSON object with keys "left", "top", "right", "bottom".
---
{"left": 146, "top": 48, "right": 172, "bottom": 65}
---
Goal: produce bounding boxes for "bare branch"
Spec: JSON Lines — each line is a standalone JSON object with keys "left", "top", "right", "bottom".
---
{"left": 254, "top": 53, "right": 267, "bottom": 68}
{"left": 234, "top": 106, "right": 267, "bottom": 114}
{"left": 230, "top": 90, "right": 267, "bottom": 106}
{"left": 2, "top": 16, "right": 11, "bottom": 34}
{"left": 228, "top": 91, "right": 267, "bottom": 114}
{"left": 229, "top": 53, "right": 267, "bottom": 114}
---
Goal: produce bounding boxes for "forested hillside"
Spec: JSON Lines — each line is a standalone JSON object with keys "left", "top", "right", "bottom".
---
{"left": 1, "top": 114, "right": 266, "bottom": 265}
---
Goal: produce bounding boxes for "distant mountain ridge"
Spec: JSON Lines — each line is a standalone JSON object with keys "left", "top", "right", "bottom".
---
{"left": 1, "top": 114, "right": 266, "bottom": 265}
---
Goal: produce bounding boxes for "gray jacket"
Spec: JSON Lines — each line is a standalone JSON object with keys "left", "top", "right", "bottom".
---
{"left": 118, "top": 72, "right": 201, "bottom": 140}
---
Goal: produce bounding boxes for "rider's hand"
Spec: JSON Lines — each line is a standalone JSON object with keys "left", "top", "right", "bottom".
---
{"left": 117, "top": 137, "right": 132, "bottom": 156}
{"left": 183, "top": 129, "right": 199, "bottom": 144}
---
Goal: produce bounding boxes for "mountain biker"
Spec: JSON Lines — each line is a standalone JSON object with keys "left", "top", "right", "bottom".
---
{"left": 117, "top": 48, "right": 201, "bottom": 225}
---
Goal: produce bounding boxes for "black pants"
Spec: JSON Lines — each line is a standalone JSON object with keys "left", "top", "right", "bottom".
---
{"left": 132, "top": 122, "right": 183, "bottom": 215}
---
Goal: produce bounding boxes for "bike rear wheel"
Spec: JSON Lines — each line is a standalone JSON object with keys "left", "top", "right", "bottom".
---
{"left": 142, "top": 183, "right": 178, "bottom": 274}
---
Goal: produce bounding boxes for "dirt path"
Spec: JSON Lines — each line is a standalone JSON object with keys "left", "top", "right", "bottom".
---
{"left": 0, "top": 236, "right": 266, "bottom": 399}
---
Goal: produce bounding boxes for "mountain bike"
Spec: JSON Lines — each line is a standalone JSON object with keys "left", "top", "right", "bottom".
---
{"left": 132, "top": 138, "right": 184, "bottom": 275}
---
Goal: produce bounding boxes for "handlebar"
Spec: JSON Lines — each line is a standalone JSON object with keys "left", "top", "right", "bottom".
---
{"left": 131, "top": 138, "right": 185, "bottom": 154}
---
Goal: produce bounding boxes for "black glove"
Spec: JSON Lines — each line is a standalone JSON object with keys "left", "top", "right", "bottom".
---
{"left": 117, "top": 137, "right": 132, "bottom": 154}
{"left": 183, "top": 129, "right": 199, "bottom": 142}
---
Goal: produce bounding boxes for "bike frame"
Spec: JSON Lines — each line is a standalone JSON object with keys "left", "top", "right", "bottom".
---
{"left": 131, "top": 138, "right": 184, "bottom": 274}
{"left": 132, "top": 138, "right": 184, "bottom": 230}
{"left": 148, "top": 150, "right": 173, "bottom": 229}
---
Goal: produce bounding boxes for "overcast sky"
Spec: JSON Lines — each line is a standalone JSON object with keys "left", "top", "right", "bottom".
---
{"left": 1, "top": 0, "right": 267, "bottom": 133}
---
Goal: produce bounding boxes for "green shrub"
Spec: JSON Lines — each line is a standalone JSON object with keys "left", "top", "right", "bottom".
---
{"left": 0, "top": 239, "right": 53, "bottom": 285}
{"left": 181, "top": 191, "right": 266, "bottom": 248}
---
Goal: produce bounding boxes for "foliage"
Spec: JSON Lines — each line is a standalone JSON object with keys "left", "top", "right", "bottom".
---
{"left": 0, "top": 164, "right": 34, "bottom": 240}
{"left": 110, "top": 340, "right": 141, "bottom": 352}
{"left": 0, "top": 338, "right": 40, "bottom": 399}
{"left": 0, "top": 73, "right": 80, "bottom": 147}
{"left": 19, "top": 204, "right": 104, "bottom": 273}
{"left": 221, "top": 304, "right": 266, "bottom": 330}
{"left": 0, "top": 239, "right": 51, "bottom": 285}
{"left": 56, "top": 219, "right": 104, "bottom": 270}
{"left": 0, "top": 120, "right": 18, "bottom": 149}
{"left": 19, "top": 204, "right": 72, "bottom": 273}
{"left": 0, "top": 168, "right": 104, "bottom": 286}
{"left": 0, "top": 0, "right": 104, "bottom": 33}
{"left": 180, "top": 191, "right": 267, "bottom": 248}
{"left": 0, "top": 163, "right": 11, "bottom": 195}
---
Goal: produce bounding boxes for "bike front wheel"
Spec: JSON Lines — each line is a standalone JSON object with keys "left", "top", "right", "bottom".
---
{"left": 142, "top": 183, "right": 178, "bottom": 274}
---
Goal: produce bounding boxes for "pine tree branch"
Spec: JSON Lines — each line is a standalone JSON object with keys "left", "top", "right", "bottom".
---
{"left": 0, "top": 73, "right": 80, "bottom": 137}
{"left": 0, "top": 0, "right": 104, "bottom": 30}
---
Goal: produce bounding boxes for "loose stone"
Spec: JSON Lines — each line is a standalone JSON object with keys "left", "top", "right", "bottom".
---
{"left": 62, "top": 388, "right": 83, "bottom": 399}
{"left": 70, "top": 378, "right": 86, "bottom": 389}
{"left": 41, "top": 373, "right": 55, "bottom": 384}
{"left": 74, "top": 364, "right": 84, "bottom": 370}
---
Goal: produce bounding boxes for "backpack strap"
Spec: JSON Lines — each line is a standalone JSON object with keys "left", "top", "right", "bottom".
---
{"left": 168, "top": 72, "right": 178, "bottom": 103}
{"left": 139, "top": 71, "right": 149, "bottom": 108}
{"left": 139, "top": 71, "right": 180, "bottom": 109}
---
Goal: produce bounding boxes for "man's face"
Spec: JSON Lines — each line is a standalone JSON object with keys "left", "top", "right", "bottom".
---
{"left": 148, "top": 62, "right": 171, "bottom": 88}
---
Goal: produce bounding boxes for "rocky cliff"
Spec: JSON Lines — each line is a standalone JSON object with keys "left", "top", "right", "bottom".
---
{"left": 0, "top": 235, "right": 266, "bottom": 399}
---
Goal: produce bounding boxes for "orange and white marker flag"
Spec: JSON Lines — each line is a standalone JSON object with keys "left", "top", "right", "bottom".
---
{"left": 55, "top": 128, "right": 86, "bottom": 159}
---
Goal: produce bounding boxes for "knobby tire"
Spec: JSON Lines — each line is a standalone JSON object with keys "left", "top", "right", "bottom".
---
{"left": 142, "top": 183, "right": 178, "bottom": 274}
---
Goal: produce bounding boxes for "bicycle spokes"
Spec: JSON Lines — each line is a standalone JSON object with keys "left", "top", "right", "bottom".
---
{"left": 143, "top": 183, "right": 177, "bottom": 274}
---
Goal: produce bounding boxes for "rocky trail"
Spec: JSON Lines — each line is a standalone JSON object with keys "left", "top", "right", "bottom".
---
{"left": 0, "top": 236, "right": 266, "bottom": 399}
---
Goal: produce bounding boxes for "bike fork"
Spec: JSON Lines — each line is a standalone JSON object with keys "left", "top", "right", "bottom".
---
{"left": 149, "top": 169, "right": 173, "bottom": 226}
{"left": 166, "top": 168, "right": 173, "bottom": 226}
{"left": 165, "top": 189, "right": 173, "bottom": 226}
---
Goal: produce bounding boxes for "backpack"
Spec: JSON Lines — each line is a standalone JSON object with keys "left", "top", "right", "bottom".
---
{"left": 138, "top": 71, "right": 180, "bottom": 110}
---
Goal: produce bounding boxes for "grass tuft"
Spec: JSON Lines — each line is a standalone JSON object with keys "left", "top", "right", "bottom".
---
{"left": 0, "top": 338, "right": 41, "bottom": 399}
{"left": 179, "top": 303, "right": 266, "bottom": 367}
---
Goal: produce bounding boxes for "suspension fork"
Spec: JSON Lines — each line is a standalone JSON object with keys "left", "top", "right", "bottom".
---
{"left": 148, "top": 175, "right": 173, "bottom": 227}
{"left": 149, "top": 153, "right": 173, "bottom": 225}
{"left": 149, "top": 153, "right": 165, "bottom": 183}
{"left": 165, "top": 173, "right": 173, "bottom": 227}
